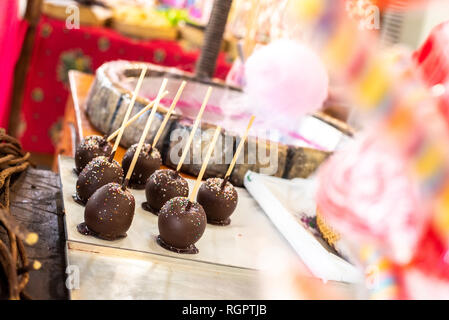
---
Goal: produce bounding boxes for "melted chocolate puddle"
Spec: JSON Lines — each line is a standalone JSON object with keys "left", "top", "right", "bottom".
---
{"left": 141, "top": 202, "right": 159, "bottom": 216}
{"left": 156, "top": 235, "right": 199, "bottom": 254}
{"left": 72, "top": 193, "right": 86, "bottom": 206}
{"left": 77, "top": 222, "right": 127, "bottom": 241}
{"left": 207, "top": 217, "right": 231, "bottom": 226}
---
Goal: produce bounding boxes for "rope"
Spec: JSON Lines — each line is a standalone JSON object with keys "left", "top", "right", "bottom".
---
{"left": 0, "top": 130, "right": 37, "bottom": 300}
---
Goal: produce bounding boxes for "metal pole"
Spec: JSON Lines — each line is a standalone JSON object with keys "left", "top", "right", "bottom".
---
{"left": 195, "top": 0, "right": 233, "bottom": 80}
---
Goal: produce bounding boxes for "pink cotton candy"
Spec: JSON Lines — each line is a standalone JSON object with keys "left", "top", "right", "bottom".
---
{"left": 244, "top": 40, "right": 329, "bottom": 129}
{"left": 316, "top": 132, "right": 430, "bottom": 264}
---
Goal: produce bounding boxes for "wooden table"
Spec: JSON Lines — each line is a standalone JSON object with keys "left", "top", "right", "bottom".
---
{"left": 3, "top": 169, "right": 68, "bottom": 299}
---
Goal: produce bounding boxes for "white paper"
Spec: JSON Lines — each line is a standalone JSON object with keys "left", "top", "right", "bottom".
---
{"left": 244, "top": 171, "right": 363, "bottom": 284}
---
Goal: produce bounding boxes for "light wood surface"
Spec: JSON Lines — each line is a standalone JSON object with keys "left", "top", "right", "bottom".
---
{"left": 67, "top": 241, "right": 261, "bottom": 300}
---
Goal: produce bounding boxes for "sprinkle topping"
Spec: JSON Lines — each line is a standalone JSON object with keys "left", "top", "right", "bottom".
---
{"left": 128, "top": 143, "right": 161, "bottom": 161}
{"left": 149, "top": 169, "right": 188, "bottom": 196}
{"left": 78, "top": 156, "right": 123, "bottom": 187}
{"left": 204, "top": 177, "right": 237, "bottom": 202}
{"left": 80, "top": 135, "right": 106, "bottom": 151}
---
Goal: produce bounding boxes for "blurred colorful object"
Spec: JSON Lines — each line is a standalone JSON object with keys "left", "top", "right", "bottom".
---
{"left": 314, "top": 1, "right": 449, "bottom": 298}
{"left": 316, "top": 130, "right": 428, "bottom": 265}
{"left": 283, "top": 0, "right": 379, "bottom": 86}
{"left": 113, "top": 6, "right": 173, "bottom": 28}
{"left": 19, "top": 15, "right": 231, "bottom": 154}
{"left": 244, "top": 39, "right": 329, "bottom": 130}
{"left": 359, "top": 245, "right": 403, "bottom": 299}
{"left": 414, "top": 21, "right": 449, "bottom": 86}
{"left": 371, "top": 0, "right": 430, "bottom": 11}
{"left": 413, "top": 22, "right": 449, "bottom": 250}
{"left": 224, "top": 0, "right": 449, "bottom": 300}
{"left": 414, "top": 21, "right": 449, "bottom": 127}
{"left": 0, "top": 1, "right": 28, "bottom": 130}
{"left": 185, "top": 0, "right": 214, "bottom": 25}
{"left": 111, "top": 5, "right": 178, "bottom": 40}
{"left": 159, "top": 8, "right": 189, "bottom": 26}
{"left": 226, "top": 56, "right": 245, "bottom": 87}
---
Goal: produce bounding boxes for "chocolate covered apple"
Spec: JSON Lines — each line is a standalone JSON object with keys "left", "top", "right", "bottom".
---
{"left": 78, "top": 182, "right": 135, "bottom": 240}
{"left": 122, "top": 143, "right": 162, "bottom": 189}
{"left": 157, "top": 124, "right": 221, "bottom": 254}
{"left": 197, "top": 177, "right": 238, "bottom": 225}
{"left": 77, "top": 76, "right": 168, "bottom": 241}
{"left": 157, "top": 197, "right": 207, "bottom": 254}
{"left": 74, "top": 156, "right": 124, "bottom": 205}
{"left": 74, "top": 135, "right": 112, "bottom": 174}
{"left": 143, "top": 169, "right": 189, "bottom": 214}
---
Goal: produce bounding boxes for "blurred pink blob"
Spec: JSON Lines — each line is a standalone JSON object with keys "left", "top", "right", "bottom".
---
{"left": 244, "top": 39, "right": 329, "bottom": 130}
{"left": 316, "top": 132, "right": 430, "bottom": 264}
{"left": 226, "top": 57, "right": 246, "bottom": 88}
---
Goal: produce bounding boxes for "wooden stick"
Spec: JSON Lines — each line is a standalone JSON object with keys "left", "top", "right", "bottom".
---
{"left": 244, "top": 0, "right": 260, "bottom": 58}
{"left": 190, "top": 126, "right": 222, "bottom": 202}
{"left": 124, "top": 79, "right": 168, "bottom": 185}
{"left": 177, "top": 86, "right": 212, "bottom": 172}
{"left": 225, "top": 115, "right": 255, "bottom": 178}
{"left": 152, "top": 81, "right": 187, "bottom": 149}
{"left": 68, "top": 71, "right": 84, "bottom": 143}
{"left": 107, "top": 91, "right": 169, "bottom": 142}
{"left": 111, "top": 67, "right": 147, "bottom": 157}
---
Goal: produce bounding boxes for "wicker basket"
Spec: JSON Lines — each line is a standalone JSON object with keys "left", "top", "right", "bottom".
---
{"left": 316, "top": 207, "right": 340, "bottom": 248}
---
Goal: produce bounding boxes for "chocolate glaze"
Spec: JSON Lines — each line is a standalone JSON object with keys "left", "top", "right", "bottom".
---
{"left": 122, "top": 143, "right": 162, "bottom": 189}
{"left": 72, "top": 193, "right": 85, "bottom": 206}
{"left": 156, "top": 235, "right": 198, "bottom": 254}
{"left": 197, "top": 177, "right": 238, "bottom": 226}
{"left": 82, "top": 182, "right": 135, "bottom": 241}
{"left": 144, "top": 169, "right": 189, "bottom": 215}
{"left": 158, "top": 197, "right": 206, "bottom": 254}
{"left": 141, "top": 201, "right": 158, "bottom": 215}
{"left": 75, "top": 135, "right": 112, "bottom": 174}
{"left": 75, "top": 156, "right": 124, "bottom": 205}
{"left": 77, "top": 222, "right": 127, "bottom": 241}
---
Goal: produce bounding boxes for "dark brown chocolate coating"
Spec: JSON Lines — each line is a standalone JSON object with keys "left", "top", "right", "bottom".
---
{"left": 122, "top": 143, "right": 162, "bottom": 189}
{"left": 144, "top": 169, "right": 189, "bottom": 214}
{"left": 83, "top": 182, "right": 135, "bottom": 240}
{"left": 158, "top": 197, "right": 206, "bottom": 253}
{"left": 197, "top": 178, "right": 238, "bottom": 225}
{"left": 75, "top": 135, "right": 112, "bottom": 173}
{"left": 75, "top": 156, "right": 124, "bottom": 205}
